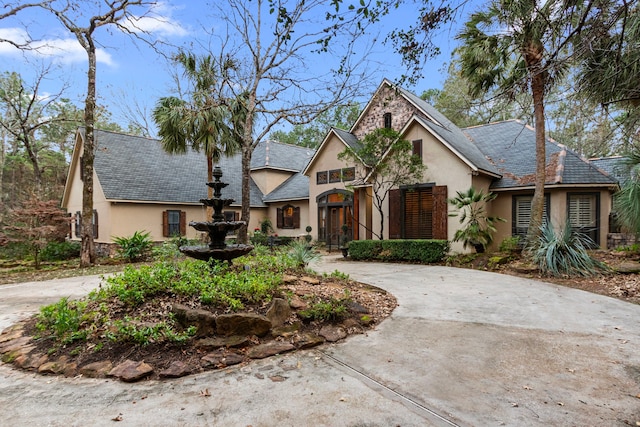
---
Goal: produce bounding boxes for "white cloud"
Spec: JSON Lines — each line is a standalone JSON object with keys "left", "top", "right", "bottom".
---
{"left": 0, "top": 27, "right": 30, "bottom": 53}
{"left": 123, "top": 2, "right": 188, "bottom": 37}
{"left": 0, "top": 28, "right": 114, "bottom": 66}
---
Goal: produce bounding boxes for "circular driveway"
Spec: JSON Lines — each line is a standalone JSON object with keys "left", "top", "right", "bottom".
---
{"left": 1, "top": 257, "right": 639, "bottom": 426}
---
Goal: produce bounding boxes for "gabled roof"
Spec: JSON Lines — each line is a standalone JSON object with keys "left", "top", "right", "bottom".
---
{"left": 251, "top": 139, "right": 315, "bottom": 172}
{"left": 88, "top": 129, "right": 266, "bottom": 207}
{"left": 393, "top": 84, "right": 500, "bottom": 177}
{"left": 464, "top": 120, "right": 618, "bottom": 190}
{"left": 309, "top": 78, "right": 501, "bottom": 178}
{"left": 303, "top": 126, "right": 361, "bottom": 175}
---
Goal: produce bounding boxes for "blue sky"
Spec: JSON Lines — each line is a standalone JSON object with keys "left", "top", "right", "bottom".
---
{"left": 0, "top": 1, "right": 474, "bottom": 137}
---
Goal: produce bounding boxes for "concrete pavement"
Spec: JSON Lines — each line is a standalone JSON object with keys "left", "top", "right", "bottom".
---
{"left": 1, "top": 256, "right": 639, "bottom": 426}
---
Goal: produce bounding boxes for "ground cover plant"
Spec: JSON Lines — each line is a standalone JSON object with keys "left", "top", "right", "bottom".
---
{"left": 2, "top": 245, "right": 397, "bottom": 381}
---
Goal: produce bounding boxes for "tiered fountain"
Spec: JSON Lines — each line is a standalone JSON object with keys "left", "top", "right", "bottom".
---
{"left": 179, "top": 166, "right": 253, "bottom": 263}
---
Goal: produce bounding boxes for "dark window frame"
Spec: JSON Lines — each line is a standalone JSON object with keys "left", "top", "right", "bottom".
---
{"left": 567, "top": 192, "right": 600, "bottom": 246}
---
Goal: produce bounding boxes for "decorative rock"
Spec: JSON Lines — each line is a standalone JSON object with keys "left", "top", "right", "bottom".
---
{"left": 0, "top": 326, "right": 24, "bottom": 344}
{"left": 247, "top": 342, "right": 295, "bottom": 359}
{"left": 271, "top": 322, "right": 302, "bottom": 338}
{"left": 266, "top": 298, "right": 291, "bottom": 327}
{"left": 319, "top": 325, "right": 347, "bottom": 342}
{"left": 0, "top": 336, "right": 33, "bottom": 353}
{"left": 171, "top": 304, "right": 217, "bottom": 337}
{"left": 347, "top": 301, "right": 369, "bottom": 314}
{"left": 288, "top": 296, "right": 307, "bottom": 310}
{"left": 293, "top": 333, "right": 325, "bottom": 349}
{"left": 282, "top": 274, "right": 298, "bottom": 284}
{"left": 300, "top": 276, "right": 320, "bottom": 285}
{"left": 108, "top": 360, "right": 154, "bottom": 382}
{"left": 15, "top": 352, "right": 47, "bottom": 370}
{"left": 201, "top": 351, "right": 245, "bottom": 368}
{"left": 79, "top": 360, "right": 113, "bottom": 378}
{"left": 341, "top": 318, "right": 360, "bottom": 329}
{"left": 216, "top": 313, "right": 271, "bottom": 337}
{"left": 159, "top": 361, "right": 192, "bottom": 378}
{"left": 196, "top": 335, "right": 249, "bottom": 350}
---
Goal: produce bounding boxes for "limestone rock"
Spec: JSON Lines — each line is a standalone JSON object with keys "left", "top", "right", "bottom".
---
{"left": 288, "top": 296, "right": 307, "bottom": 310}
{"left": 266, "top": 298, "right": 291, "bottom": 327}
{"left": 293, "top": 333, "right": 325, "bottom": 349}
{"left": 282, "top": 274, "right": 298, "bottom": 284}
{"left": 79, "top": 360, "right": 113, "bottom": 378}
{"left": 196, "top": 335, "right": 249, "bottom": 350}
{"left": 247, "top": 342, "right": 295, "bottom": 359}
{"left": 15, "top": 352, "right": 47, "bottom": 370}
{"left": 216, "top": 313, "right": 271, "bottom": 337}
{"left": 171, "top": 304, "right": 217, "bottom": 337}
{"left": 300, "top": 276, "right": 320, "bottom": 285}
{"left": 271, "top": 322, "right": 302, "bottom": 338}
{"left": 159, "top": 361, "right": 192, "bottom": 378}
{"left": 319, "top": 325, "right": 347, "bottom": 342}
{"left": 108, "top": 360, "right": 154, "bottom": 382}
{"left": 201, "top": 350, "right": 245, "bottom": 368}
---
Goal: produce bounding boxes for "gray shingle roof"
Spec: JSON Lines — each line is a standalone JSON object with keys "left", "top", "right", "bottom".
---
{"left": 589, "top": 156, "right": 630, "bottom": 185}
{"left": 251, "top": 139, "right": 315, "bottom": 172}
{"left": 262, "top": 172, "right": 310, "bottom": 202}
{"left": 92, "top": 129, "right": 266, "bottom": 207}
{"left": 395, "top": 84, "right": 500, "bottom": 176}
{"left": 464, "top": 120, "right": 617, "bottom": 189}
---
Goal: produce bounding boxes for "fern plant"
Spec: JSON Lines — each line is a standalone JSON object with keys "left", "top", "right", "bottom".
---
{"left": 113, "top": 231, "right": 153, "bottom": 263}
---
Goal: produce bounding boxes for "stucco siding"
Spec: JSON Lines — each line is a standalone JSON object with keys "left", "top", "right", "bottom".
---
{"left": 251, "top": 169, "right": 293, "bottom": 195}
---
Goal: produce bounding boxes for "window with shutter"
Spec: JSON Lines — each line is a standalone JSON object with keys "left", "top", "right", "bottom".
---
{"left": 280, "top": 204, "right": 298, "bottom": 229}
{"left": 403, "top": 188, "right": 433, "bottom": 239}
{"left": 164, "top": 210, "right": 182, "bottom": 237}
{"left": 512, "top": 194, "right": 550, "bottom": 239}
{"left": 567, "top": 193, "right": 599, "bottom": 245}
{"left": 75, "top": 211, "right": 81, "bottom": 237}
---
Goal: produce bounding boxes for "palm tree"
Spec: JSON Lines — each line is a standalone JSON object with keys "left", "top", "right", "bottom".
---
{"left": 449, "top": 187, "right": 504, "bottom": 253}
{"left": 456, "top": 0, "right": 593, "bottom": 245}
{"left": 613, "top": 151, "right": 640, "bottom": 234}
{"left": 153, "top": 52, "right": 241, "bottom": 199}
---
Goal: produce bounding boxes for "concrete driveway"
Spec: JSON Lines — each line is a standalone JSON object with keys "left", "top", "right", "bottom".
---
{"left": 1, "top": 257, "right": 639, "bottom": 426}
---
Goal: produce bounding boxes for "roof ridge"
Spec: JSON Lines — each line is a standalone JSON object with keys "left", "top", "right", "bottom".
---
{"left": 462, "top": 119, "right": 523, "bottom": 131}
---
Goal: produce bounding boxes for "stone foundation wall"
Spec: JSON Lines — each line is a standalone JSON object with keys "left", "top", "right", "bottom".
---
{"left": 607, "top": 233, "right": 637, "bottom": 249}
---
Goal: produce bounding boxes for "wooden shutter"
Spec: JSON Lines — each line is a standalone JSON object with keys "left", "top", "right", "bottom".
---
{"left": 234, "top": 212, "right": 239, "bottom": 221}
{"left": 388, "top": 189, "right": 401, "bottom": 239}
{"left": 179, "top": 211, "right": 187, "bottom": 236}
{"left": 432, "top": 185, "right": 448, "bottom": 240}
{"left": 405, "top": 188, "right": 433, "bottom": 239}
{"left": 162, "top": 211, "right": 169, "bottom": 237}
{"left": 276, "top": 208, "right": 283, "bottom": 228}
{"left": 293, "top": 207, "right": 300, "bottom": 228}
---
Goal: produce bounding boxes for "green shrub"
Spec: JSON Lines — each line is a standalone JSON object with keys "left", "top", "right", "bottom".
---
{"left": 113, "top": 230, "right": 153, "bottom": 262}
{"left": 40, "top": 240, "right": 81, "bottom": 261}
{"left": 37, "top": 297, "right": 88, "bottom": 343}
{"left": 498, "top": 236, "right": 522, "bottom": 253}
{"left": 528, "top": 222, "right": 607, "bottom": 277}
{"left": 348, "top": 239, "right": 449, "bottom": 263}
{"left": 299, "top": 291, "right": 351, "bottom": 322}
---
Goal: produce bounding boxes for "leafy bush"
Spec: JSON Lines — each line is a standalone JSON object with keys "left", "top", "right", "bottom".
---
{"left": 113, "top": 231, "right": 153, "bottom": 262}
{"left": 37, "top": 297, "right": 88, "bottom": 343}
{"left": 528, "top": 222, "right": 607, "bottom": 277}
{"left": 299, "top": 291, "right": 351, "bottom": 322}
{"left": 498, "top": 236, "right": 522, "bottom": 253}
{"left": 348, "top": 239, "right": 449, "bottom": 263}
{"left": 40, "top": 240, "right": 81, "bottom": 261}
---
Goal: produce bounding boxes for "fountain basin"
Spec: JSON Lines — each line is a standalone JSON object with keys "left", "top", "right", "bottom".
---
{"left": 179, "top": 244, "right": 254, "bottom": 262}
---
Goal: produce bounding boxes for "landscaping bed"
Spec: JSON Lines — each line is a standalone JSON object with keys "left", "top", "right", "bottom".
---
{"left": 0, "top": 251, "right": 397, "bottom": 382}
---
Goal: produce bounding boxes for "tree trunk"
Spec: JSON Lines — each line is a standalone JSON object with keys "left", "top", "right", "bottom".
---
{"left": 526, "top": 44, "right": 546, "bottom": 246}
{"left": 80, "top": 39, "right": 97, "bottom": 267}
{"left": 21, "top": 133, "right": 43, "bottom": 192}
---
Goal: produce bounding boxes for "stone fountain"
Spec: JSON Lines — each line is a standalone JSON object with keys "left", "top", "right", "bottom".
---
{"left": 179, "top": 166, "right": 253, "bottom": 263}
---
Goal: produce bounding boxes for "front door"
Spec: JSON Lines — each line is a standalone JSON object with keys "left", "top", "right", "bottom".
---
{"left": 328, "top": 207, "right": 343, "bottom": 246}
